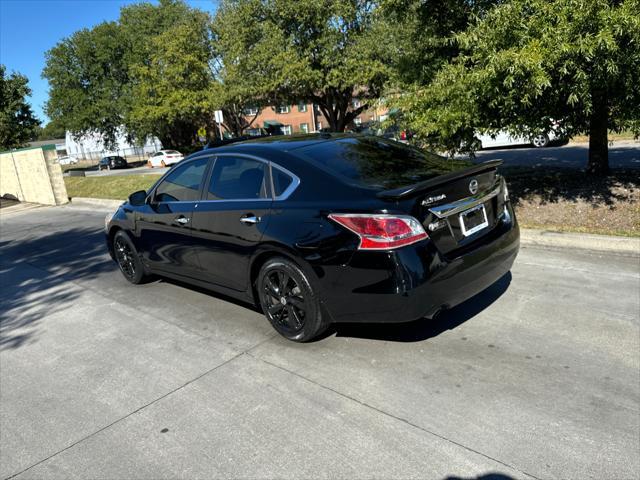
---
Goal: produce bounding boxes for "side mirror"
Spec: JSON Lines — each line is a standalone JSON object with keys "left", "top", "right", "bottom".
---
{"left": 128, "top": 190, "right": 147, "bottom": 206}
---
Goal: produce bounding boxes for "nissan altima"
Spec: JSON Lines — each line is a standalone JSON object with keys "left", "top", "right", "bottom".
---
{"left": 105, "top": 134, "right": 519, "bottom": 341}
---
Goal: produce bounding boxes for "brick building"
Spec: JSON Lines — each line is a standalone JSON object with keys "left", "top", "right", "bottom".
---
{"left": 242, "top": 100, "right": 388, "bottom": 136}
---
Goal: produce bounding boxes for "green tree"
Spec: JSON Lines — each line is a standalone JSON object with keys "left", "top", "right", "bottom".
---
{"left": 211, "top": 0, "right": 293, "bottom": 136}
{"left": 43, "top": 21, "right": 127, "bottom": 150}
{"left": 382, "top": 0, "right": 500, "bottom": 86}
{"left": 395, "top": 0, "right": 640, "bottom": 174}
{"left": 213, "top": 0, "right": 394, "bottom": 132}
{"left": 44, "top": 0, "right": 212, "bottom": 149}
{"left": 0, "top": 65, "right": 41, "bottom": 150}
{"left": 127, "top": 11, "right": 215, "bottom": 148}
{"left": 36, "top": 119, "right": 67, "bottom": 141}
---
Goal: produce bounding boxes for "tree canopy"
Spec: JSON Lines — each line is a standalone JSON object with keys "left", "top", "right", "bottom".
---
{"left": 43, "top": 0, "right": 217, "bottom": 149}
{"left": 0, "top": 65, "right": 41, "bottom": 150}
{"left": 43, "top": 21, "right": 127, "bottom": 150}
{"left": 213, "top": 0, "right": 395, "bottom": 132}
{"left": 40, "top": 0, "right": 640, "bottom": 172}
{"left": 211, "top": 0, "right": 299, "bottom": 136}
{"left": 127, "top": 9, "right": 215, "bottom": 148}
{"left": 393, "top": 0, "right": 640, "bottom": 173}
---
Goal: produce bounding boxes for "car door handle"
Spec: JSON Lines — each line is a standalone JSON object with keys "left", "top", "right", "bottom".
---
{"left": 174, "top": 216, "right": 190, "bottom": 225}
{"left": 240, "top": 215, "right": 260, "bottom": 225}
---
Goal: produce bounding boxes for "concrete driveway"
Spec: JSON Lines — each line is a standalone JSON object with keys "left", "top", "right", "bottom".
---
{"left": 1, "top": 205, "right": 638, "bottom": 479}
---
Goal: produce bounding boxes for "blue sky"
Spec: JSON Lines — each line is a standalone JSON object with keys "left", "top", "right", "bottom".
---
{"left": 0, "top": 0, "right": 217, "bottom": 123}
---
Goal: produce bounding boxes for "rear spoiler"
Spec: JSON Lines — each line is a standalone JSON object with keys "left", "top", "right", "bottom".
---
{"left": 376, "top": 159, "right": 503, "bottom": 200}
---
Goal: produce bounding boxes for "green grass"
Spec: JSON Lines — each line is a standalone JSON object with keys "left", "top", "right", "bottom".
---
{"left": 571, "top": 130, "right": 638, "bottom": 143}
{"left": 64, "top": 175, "right": 159, "bottom": 200}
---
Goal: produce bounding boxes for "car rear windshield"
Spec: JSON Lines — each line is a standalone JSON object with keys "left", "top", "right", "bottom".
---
{"left": 166, "top": 150, "right": 180, "bottom": 154}
{"left": 297, "top": 137, "right": 473, "bottom": 189}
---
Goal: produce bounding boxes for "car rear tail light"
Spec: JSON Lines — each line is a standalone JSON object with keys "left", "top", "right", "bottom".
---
{"left": 328, "top": 214, "right": 428, "bottom": 250}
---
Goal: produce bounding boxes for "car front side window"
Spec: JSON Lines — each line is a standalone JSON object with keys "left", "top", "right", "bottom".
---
{"left": 154, "top": 157, "right": 208, "bottom": 203}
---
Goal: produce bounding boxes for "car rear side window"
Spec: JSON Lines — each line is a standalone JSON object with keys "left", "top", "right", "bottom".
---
{"left": 298, "top": 137, "right": 471, "bottom": 189}
{"left": 154, "top": 157, "right": 208, "bottom": 202}
{"left": 272, "top": 167, "right": 293, "bottom": 197}
{"left": 207, "top": 157, "right": 268, "bottom": 200}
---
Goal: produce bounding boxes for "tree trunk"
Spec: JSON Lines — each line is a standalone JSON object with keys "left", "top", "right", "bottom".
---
{"left": 316, "top": 97, "right": 367, "bottom": 132}
{"left": 587, "top": 89, "right": 609, "bottom": 175}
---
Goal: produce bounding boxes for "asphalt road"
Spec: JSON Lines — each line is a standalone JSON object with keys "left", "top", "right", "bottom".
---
{"left": 1, "top": 205, "right": 638, "bottom": 480}
{"left": 474, "top": 140, "right": 640, "bottom": 169}
{"left": 83, "top": 165, "right": 169, "bottom": 177}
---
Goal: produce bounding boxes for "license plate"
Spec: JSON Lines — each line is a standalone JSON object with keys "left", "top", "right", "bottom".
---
{"left": 459, "top": 204, "right": 489, "bottom": 237}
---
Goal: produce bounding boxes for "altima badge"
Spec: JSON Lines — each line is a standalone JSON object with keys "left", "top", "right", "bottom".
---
{"left": 421, "top": 194, "right": 447, "bottom": 207}
{"left": 469, "top": 179, "right": 479, "bottom": 195}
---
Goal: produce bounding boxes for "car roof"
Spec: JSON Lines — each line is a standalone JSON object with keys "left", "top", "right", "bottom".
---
{"left": 235, "top": 133, "right": 337, "bottom": 150}
{"left": 196, "top": 133, "right": 375, "bottom": 158}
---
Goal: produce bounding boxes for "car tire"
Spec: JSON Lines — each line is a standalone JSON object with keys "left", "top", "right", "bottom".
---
{"left": 112, "top": 231, "right": 148, "bottom": 284}
{"left": 257, "top": 257, "right": 328, "bottom": 342}
{"left": 532, "top": 133, "right": 550, "bottom": 148}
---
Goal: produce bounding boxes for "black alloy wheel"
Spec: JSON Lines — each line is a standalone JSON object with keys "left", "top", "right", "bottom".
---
{"left": 113, "top": 231, "right": 146, "bottom": 284}
{"left": 258, "top": 257, "right": 327, "bottom": 342}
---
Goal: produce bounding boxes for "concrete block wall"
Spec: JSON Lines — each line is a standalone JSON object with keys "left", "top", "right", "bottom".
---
{"left": 43, "top": 148, "right": 69, "bottom": 205}
{"left": 0, "top": 145, "right": 68, "bottom": 206}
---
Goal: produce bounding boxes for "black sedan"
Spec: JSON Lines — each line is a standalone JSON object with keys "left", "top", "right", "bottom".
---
{"left": 98, "top": 155, "right": 127, "bottom": 170}
{"left": 105, "top": 135, "right": 519, "bottom": 341}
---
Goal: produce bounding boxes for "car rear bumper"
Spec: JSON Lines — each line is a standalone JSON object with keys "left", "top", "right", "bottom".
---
{"left": 321, "top": 205, "right": 519, "bottom": 324}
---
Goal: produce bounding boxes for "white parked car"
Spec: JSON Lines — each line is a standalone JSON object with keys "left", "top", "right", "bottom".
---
{"left": 148, "top": 150, "right": 184, "bottom": 167}
{"left": 58, "top": 155, "right": 79, "bottom": 165}
{"left": 476, "top": 130, "right": 557, "bottom": 149}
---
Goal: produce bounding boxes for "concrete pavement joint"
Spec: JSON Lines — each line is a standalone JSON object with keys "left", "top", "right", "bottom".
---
{"left": 4, "top": 336, "right": 278, "bottom": 480}
{"left": 249, "top": 352, "right": 542, "bottom": 480}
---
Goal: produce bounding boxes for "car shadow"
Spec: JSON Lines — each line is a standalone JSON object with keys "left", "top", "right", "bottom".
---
{"left": 326, "top": 272, "right": 511, "bottom": 343}
{"left": 159, "top": 277, "right": 262, "bottom": 313}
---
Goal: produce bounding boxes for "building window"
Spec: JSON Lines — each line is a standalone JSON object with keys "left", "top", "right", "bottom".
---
{"left": 317, "top": 121, "right": 322, "bottom": 130}
{"left": 298, "top": 102, "right": 307, "bottom": 113}
{"left": 282, "top": 125, "right": 292, "bottom": 135}
{"left": 354, "top": 117, "right": 362, "bottom": 126}
{"left": 276, "top": 104, "right": 290, "bottom": 114}
{"left": 299, "top": 123, "right": 309, "bottom": 134}
{"left": 243, "top": 106, "right": 259, "bottom": 116}
{"left": 352, "top": 99, "right": 361, "bottom": 109}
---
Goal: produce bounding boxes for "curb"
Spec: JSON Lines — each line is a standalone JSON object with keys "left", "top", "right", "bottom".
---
{"left": 520, "top": 229, "right": 640, "bottom": 256}
{"left": 70, "top": 197, "right": 123, "bottom": 210}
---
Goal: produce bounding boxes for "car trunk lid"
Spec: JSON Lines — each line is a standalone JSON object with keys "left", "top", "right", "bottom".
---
{"left": 377, "top": 161, "right": 505, "bottom": 255}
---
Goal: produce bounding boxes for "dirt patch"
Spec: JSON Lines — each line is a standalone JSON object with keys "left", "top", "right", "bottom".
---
{"left": 502, "top": 166, "right": 640, "bottom": 236}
